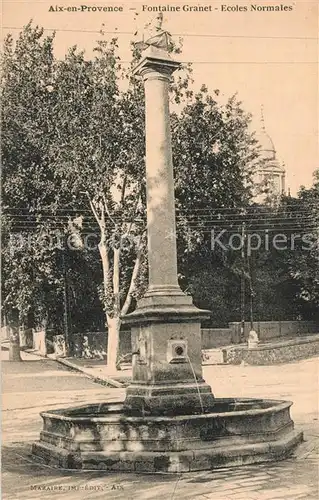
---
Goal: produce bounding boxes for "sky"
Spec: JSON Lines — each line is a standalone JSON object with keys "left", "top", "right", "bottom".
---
{"left": 2, "top": 0, "right": 318, "bottom": 195}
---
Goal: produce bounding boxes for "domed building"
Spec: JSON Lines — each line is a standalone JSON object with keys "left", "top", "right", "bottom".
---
{"left": 253, "top": 107, "right": 286, "bottom": 203}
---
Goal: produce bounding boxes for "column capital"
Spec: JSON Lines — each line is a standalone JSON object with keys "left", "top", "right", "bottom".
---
{"left": 133, "top": 47, "right": 181, "bottom": 81}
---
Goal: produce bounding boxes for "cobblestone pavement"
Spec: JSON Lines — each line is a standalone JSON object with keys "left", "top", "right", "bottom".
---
{"left": 2, "top": 355, "right": 318, "bottom": 500}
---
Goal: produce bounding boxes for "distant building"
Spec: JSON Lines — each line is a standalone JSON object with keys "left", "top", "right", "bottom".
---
{"left": 253, "top": 107, "right": 286, "bottom": 204}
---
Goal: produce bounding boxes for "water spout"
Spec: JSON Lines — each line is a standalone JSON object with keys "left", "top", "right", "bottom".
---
{"left": 186, "top": 355, "right": 204, "bottom": 414}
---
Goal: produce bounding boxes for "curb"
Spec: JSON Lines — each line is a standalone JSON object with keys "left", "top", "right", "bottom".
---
{"left": 24, "top": 349, "right": 126, "bottom": 389}
{"left": 53, "top": 357, "right": 126, "bottom": 389}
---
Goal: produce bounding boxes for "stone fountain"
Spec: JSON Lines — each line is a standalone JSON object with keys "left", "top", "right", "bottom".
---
{"left": 32, "top": 17, "right": 303, "bottom": 473}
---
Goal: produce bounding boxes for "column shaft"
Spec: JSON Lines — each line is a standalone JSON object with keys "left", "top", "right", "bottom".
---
{"left": 143, "top": 68, "right": 180, "bottom": 295}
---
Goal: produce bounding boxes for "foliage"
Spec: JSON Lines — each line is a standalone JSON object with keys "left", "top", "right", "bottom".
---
{"left": 1, "top": 24, "right": 104, "bottom": 332}
{"left": 1, "top": 23, "right": 60, "bottom": 325}
{"left": 1, "top": 22, "right": 262, "bottom": 362}
{"left": 284, "top": 171, "right": 319, "bottom": 315}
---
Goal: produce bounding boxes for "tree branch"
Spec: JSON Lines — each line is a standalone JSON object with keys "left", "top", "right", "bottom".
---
{"left": 113, "top": 246, "right": 121, "bottom": 315}
{"left": 123, "top": 183, "right": 143, "bottom": 236}
{"left": 120, "top": 174, "right": 127, "bottom": 205}
{"left": 102, "top": 192, "right": 116, "bottom": 226}
{"left": 98, "top": 199, "right": 106, "bottom": 230}
{"left": 84, "top": 191, "right": 103, "bottom": 229}
{"left": 121, "top": 236, "right": 143, "bottom": 316}
{"left": 98, "top": 230, "right": 112, "bottom": 310}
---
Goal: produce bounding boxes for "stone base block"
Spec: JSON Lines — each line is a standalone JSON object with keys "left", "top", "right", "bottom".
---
{"left": 32, "top": 429, "right": 302, "bottom": 472}
{"left": 123, "top": 381, "right": 215, "bottom": 416}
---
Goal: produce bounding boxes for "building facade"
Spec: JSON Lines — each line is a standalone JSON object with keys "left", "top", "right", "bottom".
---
{"left": 253, "top": 108, "right": 286, "bottom": 203}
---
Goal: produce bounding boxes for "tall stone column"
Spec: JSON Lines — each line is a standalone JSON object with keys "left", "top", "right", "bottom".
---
{"left": 142, "top": 51, "right": 180, "bottom": 297}
{"left": 123, "top": 47, "right": 214, "bottom": 416}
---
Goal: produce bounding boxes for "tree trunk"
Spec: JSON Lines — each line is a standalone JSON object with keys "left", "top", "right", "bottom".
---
{"left": 9, "top": 323, "right": 22, "bottom": 362}
{"left": 106, "top": 315, "right": 121, "bottom": 372}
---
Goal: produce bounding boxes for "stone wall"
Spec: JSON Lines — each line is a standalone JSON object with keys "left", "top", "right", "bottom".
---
{"left": 69, "top": 329, "right": 232, "bottom": 357}
{"left": 30, "top": 320, "right": 319, "bottom": 359}
{"left": 51, "top": 329, "right": 231, "bottom": 359}
{"left": 223, "top": 334, "right": 319, "bottom": 365}
{"left": 229, "top": 320, "right": 318, "bottom": 344}
{"left": 201, "top": 321, "right": 318, "bottom": 349}
{"left": 71, "top": 330, "right": 131, "bottom": 360}
{"left": 201, "top": 328, "right": 232, "bottom": 348}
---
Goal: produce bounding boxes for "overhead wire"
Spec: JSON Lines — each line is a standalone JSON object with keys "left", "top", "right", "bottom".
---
{"left": 3, "top": 27, "right": 317, "bottom": 41}
{"left": 2, "top": 27, "right": 317, "bottom": 65}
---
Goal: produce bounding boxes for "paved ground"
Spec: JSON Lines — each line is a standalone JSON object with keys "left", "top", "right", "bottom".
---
{"left": 1, "top": 350, "right": 318, "bottom": 500}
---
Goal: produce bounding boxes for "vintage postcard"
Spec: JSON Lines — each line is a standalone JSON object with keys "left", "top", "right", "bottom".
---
{"left": 1, "top": 0, "right": 318, "bottom": 499}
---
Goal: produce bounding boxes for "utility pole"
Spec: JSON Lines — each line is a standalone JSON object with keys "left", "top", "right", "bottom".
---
{"left": 61, "top": 219, "right": 83, "bottom": 357}
{"left": 247, "top": 255, "right": 254, "bottom": 330}
{"left": 240, "top": 222, "right": 246, "bottom": 343}
{"left": 247, "top": 247, "right": 258, "bottom": 348}
{"left": 249, "top": 284, "right": 254, "bottom": 330}
{"left": 61, "top": 242, "right": 71, "bottom": 357}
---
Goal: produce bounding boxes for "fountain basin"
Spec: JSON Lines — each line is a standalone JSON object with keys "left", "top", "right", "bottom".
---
{"left": 32, "top": 398, "right": 303, "bottom": 472}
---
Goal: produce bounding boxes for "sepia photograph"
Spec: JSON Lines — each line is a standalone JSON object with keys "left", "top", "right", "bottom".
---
{"left": 1, "top": 1, "right": 318, "bottom": 498}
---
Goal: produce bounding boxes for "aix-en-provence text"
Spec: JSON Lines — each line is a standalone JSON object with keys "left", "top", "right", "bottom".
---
{"left": 49, "top": 5, "right": 123, "bottom": 12}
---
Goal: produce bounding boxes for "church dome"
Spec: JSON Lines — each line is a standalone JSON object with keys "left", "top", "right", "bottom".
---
{"left": 253, "top": 106, "right": 287, "bottom": 203}
{"left": 255, "top": 129, "right": 276, "bottom": 160}
{"left": 256, "top": 106, "right": 276, "bottom": 160}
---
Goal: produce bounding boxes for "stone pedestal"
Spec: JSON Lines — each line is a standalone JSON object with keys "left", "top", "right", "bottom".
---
{"left": 248, "top": 330, "right": 259, "bottom": 349}
{"left": 123, "top": 298, "right": 214, "bottom": 415}
{"left": 123, "top": 47, "right": 214, "bottom": 415}
{"left": 9, "top": 332, "right": 22, "bottom": 361}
